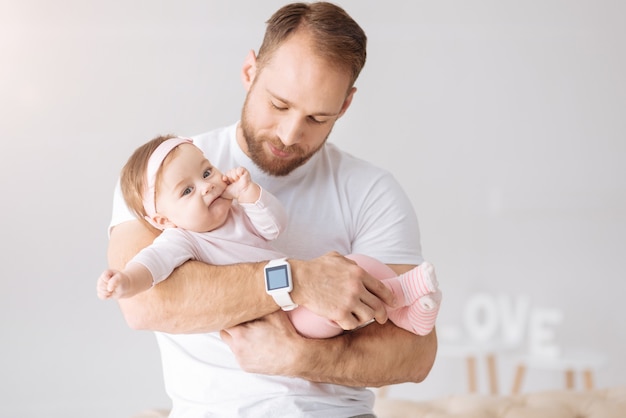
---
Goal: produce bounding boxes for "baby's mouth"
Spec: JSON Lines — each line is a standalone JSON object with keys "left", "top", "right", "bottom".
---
{"left": 207, "top": 193, "right": 228, "bottom": 209}
{"left": 205, "top": 192, "right": 220, "bottom": 207}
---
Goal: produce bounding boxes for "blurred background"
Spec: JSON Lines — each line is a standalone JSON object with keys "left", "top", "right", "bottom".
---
{"left": 1, "top": 1, "right": 624, "bottom": 417}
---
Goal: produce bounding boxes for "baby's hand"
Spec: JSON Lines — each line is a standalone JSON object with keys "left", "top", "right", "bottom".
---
{"left": 223, "top": 167, "right": 260, "bottom": 203}
{"left": 96, "top": 269, "right": 131, "bottom": 300}
{"left": 223, "top": 167, "right": 251, "bottom": 188}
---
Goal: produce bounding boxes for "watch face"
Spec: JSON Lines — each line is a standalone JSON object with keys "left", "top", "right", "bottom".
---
{"left": 266, "top": 265, "right": 290, "bottom": 291}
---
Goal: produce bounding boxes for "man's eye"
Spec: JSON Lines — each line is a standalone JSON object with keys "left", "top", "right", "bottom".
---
{"left": 182, "top": 187, "right": 192, "bottom": 196}
{"left": 308, "top": 116, "right": 326, "bottom": 125}
{"left": 203, "top": 169, "right": 212, "bottom": 179}
{"left": 271, "top": 102, "right": 287, "bottom": 111}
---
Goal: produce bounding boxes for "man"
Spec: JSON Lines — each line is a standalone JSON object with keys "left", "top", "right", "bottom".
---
{"left": 108, "top": 2, "right": 437, "bottom": 417}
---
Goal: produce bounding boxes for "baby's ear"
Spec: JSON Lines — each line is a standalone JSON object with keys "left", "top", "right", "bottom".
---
{"left": 152, "top": 214, "right": 177, "bottom": 229}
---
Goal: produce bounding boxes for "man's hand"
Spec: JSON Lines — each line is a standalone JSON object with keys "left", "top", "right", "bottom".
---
{"left": 220, "top": 311, "right": 301, "bottom": 376}
{"left": 221, "top": 310, "right": 438, "bottom": 386}
{"left": 289, "top": 252, "right": 398, "bottom": 331}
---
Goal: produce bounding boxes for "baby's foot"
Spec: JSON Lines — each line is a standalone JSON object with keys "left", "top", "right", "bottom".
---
{"left": 418, "top": 262, "right": 439, "bottom": 293}
{"left": 418, "top": 289, "right": 442, "bottom": 311}
{"left": 398, "top": 261, "right": 439, "bottom": 305}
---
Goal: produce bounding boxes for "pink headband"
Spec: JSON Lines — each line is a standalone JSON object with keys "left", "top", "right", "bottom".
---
{"left": 142, "top": 137, "right": 193, "bottom": 229}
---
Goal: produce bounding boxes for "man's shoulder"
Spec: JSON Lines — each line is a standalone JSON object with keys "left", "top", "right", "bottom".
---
{"left": 324, "top": 142, "right": 391, "bottom": 177}
{"left": 192, "top": 122, "right": 237, "bottom": 147}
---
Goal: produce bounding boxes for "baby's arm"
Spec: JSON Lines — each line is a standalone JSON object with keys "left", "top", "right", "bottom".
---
{"left": 97, "top": 262, "right": 153, "bottom": 300}
{"left": 222, "top": 167, "right": 261, "bottom": 204}
{"left": 222, "top": 166, "right": 287, "bottom": 241}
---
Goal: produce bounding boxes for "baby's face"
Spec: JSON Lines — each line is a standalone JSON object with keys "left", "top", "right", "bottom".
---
{"left": 155, "top": 143, "right": 232, "bottom": 232}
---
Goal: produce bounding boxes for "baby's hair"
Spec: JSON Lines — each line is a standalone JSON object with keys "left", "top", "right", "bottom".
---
{"left": 120, "top": 134, "right": 178, "bottom": 228}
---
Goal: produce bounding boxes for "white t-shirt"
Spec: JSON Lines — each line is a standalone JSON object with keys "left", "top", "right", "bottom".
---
{"left": 109, "top": 122, "right": 423, "bottom": 417}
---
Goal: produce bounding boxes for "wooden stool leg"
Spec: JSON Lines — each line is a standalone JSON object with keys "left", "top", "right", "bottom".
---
{"left": 486, "top": 353, "right": 499, "bottom": 395}
{"left": 511, "top": 364, "right": 526, "bottom": 395}
{"left": 583, "top": 369, "right": 594, "bottom": 390}
{"left": 565, "top": 369, "right": 575, "bottom": 389}
{"left": 466, "top": 356, "right": 478, "bottom": 393}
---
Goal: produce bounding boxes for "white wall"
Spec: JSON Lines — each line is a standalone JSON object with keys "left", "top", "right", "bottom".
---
{"left": 1, "top": 1, "right": 624, "bottom": 417}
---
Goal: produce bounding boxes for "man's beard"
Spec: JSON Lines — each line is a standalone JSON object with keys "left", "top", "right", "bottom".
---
{"left": 240, "top": 107, "right": 328, "bottom": 177}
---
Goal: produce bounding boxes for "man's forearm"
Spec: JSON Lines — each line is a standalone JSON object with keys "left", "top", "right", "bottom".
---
{"left": 119, "top": 261, "right": 282, "bottom": 333}
{"left": 292, "top": 323, "right": 437, "bottom": 387}
{"left": 221, "top": 261, "right": 437, "bottom": 384}
{"left": 287, "top": 262, "right": 438, "bottom": 387}
{"left": 109, "top": 220, "right": 279, "bottom": 333}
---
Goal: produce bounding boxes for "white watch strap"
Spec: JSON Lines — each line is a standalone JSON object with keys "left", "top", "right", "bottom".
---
{"left": 271, "top": 292, "right": 298, "bottom": 311}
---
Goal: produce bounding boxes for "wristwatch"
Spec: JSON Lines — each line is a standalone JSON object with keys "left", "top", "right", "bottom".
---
{"left": 264, "top": 258, "right": 298, "bottom": 311}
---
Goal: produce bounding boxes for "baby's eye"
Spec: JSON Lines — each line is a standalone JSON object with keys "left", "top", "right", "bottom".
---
{"left": 203, "top": 169, "right": 212, "bottom": 179}
{"left": 182, "top": 187, "right": 193, "bottom": 196}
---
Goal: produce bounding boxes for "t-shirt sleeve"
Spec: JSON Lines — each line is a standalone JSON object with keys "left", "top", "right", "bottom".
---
{"left": 350, "top": 170, "right": 424, "bottom": 266}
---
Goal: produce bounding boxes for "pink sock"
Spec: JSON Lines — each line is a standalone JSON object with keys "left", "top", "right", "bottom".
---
{"left": 387, "top": 262, "right": 442, "bottom": 335}
{"left": 397, "top": 262, "right": 438, "bottom": 305}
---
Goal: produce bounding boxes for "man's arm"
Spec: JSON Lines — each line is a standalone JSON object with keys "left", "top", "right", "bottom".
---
{"left": 221, "top": 311, "right": 437, "bottom": 386}
{"left": 108, "top": 220, "right": 395, "bottom": 333}
{"left": 306, "top": 324, "right": 438, "bottom": 386}
{"left": 220, "top": 262, "right": 438, "bottom": 386}
{"left": 109, "top": 219, "right": 276, "bottom": 333}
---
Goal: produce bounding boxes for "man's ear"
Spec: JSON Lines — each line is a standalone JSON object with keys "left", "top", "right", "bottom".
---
{"left": 241, "top": 50, "right": 258, "bottom": 92}
{"left": 337, "top": 87, "right": 357, "bottom": 119}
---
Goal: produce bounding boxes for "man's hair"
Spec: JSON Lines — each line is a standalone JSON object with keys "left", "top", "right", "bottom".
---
{"left": 119, "top": 134, "right": 177, "bottom": 226}
{"left": 257, "top": 2, "right": 367, "bottom": 87}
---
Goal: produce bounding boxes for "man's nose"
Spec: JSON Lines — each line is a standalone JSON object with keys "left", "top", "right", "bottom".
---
{"left": 277, "top": 116, "right": 304, "bottom": 147}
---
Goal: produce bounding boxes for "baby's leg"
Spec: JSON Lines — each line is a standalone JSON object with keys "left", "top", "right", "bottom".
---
{"left": 287, "top": 254, "right": 441, "bottom": 338}
{"left": 348, "top": 254, "right": 442, "bottom": 336}
{"left": 287, "top": 254, "right": 399, "bottom": 338}
{"left": 386, "top": 262, "right": 441, "bottom": 335}
{"left": 287, "top": 307, "right": 343, "bottom": 339}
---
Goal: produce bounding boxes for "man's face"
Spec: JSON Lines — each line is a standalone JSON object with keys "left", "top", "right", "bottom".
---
{"left": 239, "top": 32, "right": 355, "bottom": 176}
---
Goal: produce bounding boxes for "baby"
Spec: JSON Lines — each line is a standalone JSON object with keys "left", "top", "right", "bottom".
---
{"left": 97, "top": 135, "right": 441, "bottom": 337}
